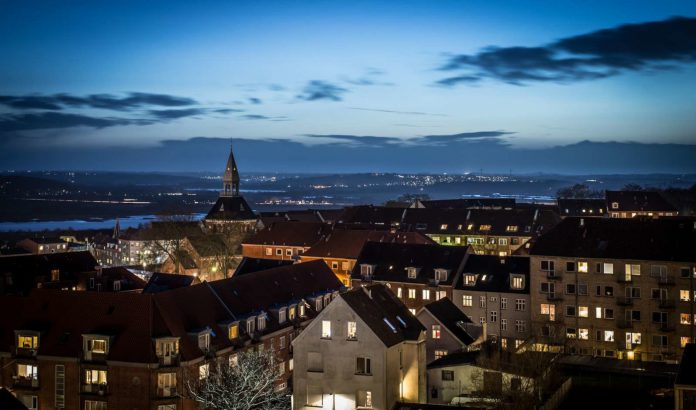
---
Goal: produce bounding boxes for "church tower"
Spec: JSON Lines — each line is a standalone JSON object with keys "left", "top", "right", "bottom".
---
{"left": 222, "top": 146, "right": 240, "bottom": 197}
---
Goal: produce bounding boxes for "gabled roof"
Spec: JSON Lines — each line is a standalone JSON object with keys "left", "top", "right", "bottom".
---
{"left": 205, "top": 196, "right": 256, "bottom": 221}
{"left": 455, "top": 255, "right": 530, "bottom": 294}
{"left": 233, "top": 257, "right": 294, "bottom": 276}
{"left": 142, "top": 272, "right": 199, "bottom": 294}
{"left": 530, "top": 217, "right": 696, "bottom": 262}
{"left": 606, "top": 190, "right": 678, "bottom": 213}
{"left": 426, "top": 350, "right": 479, "bottom": 369}
{"left": 350, "top": 242, "right": 468, "bottom": 285}
{"left": 402, "top": 207, "right": 561, "bottom": 237}
{"left": 0, "top": 387, "right": 28, "bottom": 410}
{"left": 341, "top": 284, "right": 424, "bottom": 347}
{"left": 244, "top": 221, "right": 331, "bottom": 247}
{"left": 421, "top": 298, "right": 477, "bottom": 345}
{"left": 83, "top": 266, "right": 147, "bottom": 291}
{"left": 303, "top": 229, "right": 436, "bottom": 259}
{"left": 676, "top": 343, "right": 696, "bottom": 386}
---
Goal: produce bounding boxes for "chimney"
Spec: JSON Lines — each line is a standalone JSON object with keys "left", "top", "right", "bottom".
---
{"left": 579, "top": 218, "right": 584, "bottom": 227}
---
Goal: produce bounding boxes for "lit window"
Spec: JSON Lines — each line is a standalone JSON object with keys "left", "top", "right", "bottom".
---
{"left": 462, "top": 295, "right": 472, "bottom": 307}
{"left": 578, "top": 306, "right": 589, "bottom": 317}
{"left": 408, "top": 288, "right": 416, "bottom": 299}
{"left": 479, "top": 225, "right": 491, "bottom": 231}
{"left": 321, "top": 320, "right": 331, "bottom": 339}
{"left": 17, "top": 335, "right": 38, "bottom": 349}
{"left": 510, "top": 275, "right": 525, "bottom": 290}
{"left": 17, "top": 363, "right": 38, "bottom": 380}
{"left": 347, "top": 322, "right": 357, "bottom": 340}
{"left": 578, "top": 262, "right": 588, "bottom": 273}
{"left": 578, "top": 328, "right": 589, "bottom": 340}
{"left": 440, "top": 224, "right": 448, "bottom": 230}
{"left": 265, "top": 247, "right": 273, "bottom": 256}
{"left": 85, "top": 369, "right": 107, "bottom": 385}
{"left": 357, "top": 390, "right": 373, "bottom": 408}
{"left": 603, "top": 263, "right": 614, "bottom": 274}
{"left": 87, "top": 339, "right": 108, "bottom": 354}
{"left": 604, "top": 330, "right": 614, "bottom": 342}
{"left": 435, "top": 350, "right": 448, "bottom": 360}
{"left": 626, "top": 264, "right": 641, "bottom": 276}
{"left": 422, "top": 289, "right": 431, "bottom": 300}
{"left": 432, "top": 325, "right": 441, "bottom": 339}
{"left": 409, "top": 308, "right": 416, "bottom": 315}
{"left": 506, "top": 225, "right": 518, "bottom": 232}
{"left": 229, "top": 324, "right": 239, "bottom": 340}
{"left": 198, "top": 333, "right": 210, "bottom": 351}
{"left": 229, "top": 354, "right": 238, "bottom": 367}
{"left": 199, "top": 363, "right": 209, "bottom": 380}
{"left": 397, "top": 287, "right": 403, "bottom": 298}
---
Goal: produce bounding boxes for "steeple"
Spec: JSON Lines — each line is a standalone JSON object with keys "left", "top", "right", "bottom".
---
{"left": 222, "top": 143, "right": 240, "bottom": 197}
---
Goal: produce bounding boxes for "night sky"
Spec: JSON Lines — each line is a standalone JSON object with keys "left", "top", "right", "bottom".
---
{"left": 1, "top": 1, "right": 696, "bottom": 173}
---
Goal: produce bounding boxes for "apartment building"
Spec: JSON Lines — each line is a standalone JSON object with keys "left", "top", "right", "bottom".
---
{"left": 529, "top": 217, "right": 696, "bottom": 362}
{"left": 17, "top": 237, "right": 69, "bottom": 255}
{"left": 350, "top": 243, "right": 468, "bottom": 314}
{"left": 0, "top": 251, "right": 97, "bottom": 296}
{"left": 452, "top": 255, "right": 531, "bottom": 349}
{"left": 606, "top": 190, "right": 679, "bottom": 218}
{"left": 292, "top": 284, "right": 427, "bottom": 410}
{"left": 0, "top": 260, "right": 343, "bottom": 409}
{"left": 241, "top": 221, "right": 332, "bottom": 261}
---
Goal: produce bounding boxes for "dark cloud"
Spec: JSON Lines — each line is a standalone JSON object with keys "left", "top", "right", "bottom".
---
{"left": 148, "top": 108, "right": 206, "bottom": 119}
{"left": 240, "top": 114, "right": 289, "bottom": 121}
{"left": 248, "top": 97, "right": 262, "bottom": 104}
{"left": 0, "top": 112, "right": 151, "bottom": 132}
{"left": 349, "top": 107, "right": 447, "bottom": 117}
{"left": 438, "top": 16, "right": 696, "bottom": 85}
{"left": 296, "top": 80, "right": 348, "bottom": 101}
{"left": 303, "top": 131, "right": 509, "bottom": 148}
{"left": 0, "top": 92, "right": 197, "bottom": 111}
{"left": 214, "top": 108, "right": 244, "bottom": 114}
{"left": 344, "top": 68, "right": 395, "bottom": 86}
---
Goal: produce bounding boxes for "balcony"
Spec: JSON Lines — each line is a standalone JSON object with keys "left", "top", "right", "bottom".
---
{"left": 657, "top": 276, "right": 676, "bottom": 286}
{"left": 616, "top": 297, "right": 633, "bottom": 306}
{"left": 546, "top": 272, "right": 562, "bottom": 280}
{"left": 157, "top": 386, "right": 178, "bottom": 398}
{"left": 81, "top": 383, "right": 109, "bottom": 396}
{"left": 658, "top": 299, "right": 676, "bottom": 309}
{"left": 617, "top": 319, "right": 633, "bottom": 329}
{"left": 12, "top": 376, "right": 39, "bottom": 390}
{"left": 158, "top": 354, "right": 180, "bottom": 367}
{"left": 82, "top": 350, "right": 108, "bottom": 363}
{"left": 617, "top": 276, "right": 632, "bottom": 284}
{"left": 546, "top": 293, "right": 563, "bottom": 301}
{"left": 658, "top": 322, "right": 676, "bottom": 332}
{"left": 15, "top": 347, "right": 38, "bottom": 357}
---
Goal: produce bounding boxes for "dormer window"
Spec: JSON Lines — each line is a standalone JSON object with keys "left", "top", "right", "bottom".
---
{"left": 258, "top": 314, "right": 267, "bottom": 331}
{"left": 440, "top": 224, "right": 448, "bottom": 230}
{"left": 299, "top": 303, "right": 306, "bottom": 317}
{"left": 17, "top": 333, "right": 39, "bottom": 350}
{"left": 315, "top": 298, "right": 323, "bottom": 312}
{"left": 434, "top": 269, "right": 449, "bottom": 282}
{"left": 228, "top": 323, "right": 239, "bottom": 340}
{"left": 479, "top": 225, "right": 491, "bottom": 231}
{"left": 406, "top": 267, "right": 418, "bottom": 279}
{"left": 467, "top": 224, "right": 474, "bottom": 230}
{"left": 279, "top": 308, "right": 287, "bottom": 324}
{"left": 84, "top": 336, "right": 108, "bottom": 354}
{"left": 360, "top": 264, "right": 374, "bottom": 277}
{"left": 288, "top": 306, "right": 296, "bottom": 321}
{"left": 155, "top": 338, "right": 179, "bottom": 359}
{"left": 611, "top": 202, "right": 619, "bottom": 209}
{"left": 246, "top": 318, "right": 255, "bottom": 334}
{"left": 51, "top": 269, "right": 60, "bottom": 281}
{"left": 323, "top": 294, "right": 331, "bottom": 307}
{"left": 506, "top": 225, "right": 518, "bottom": 232}
{"left": 510, "top": 274, "right": 525, "bottom": 290}
{"left": 198, "top": 333, "right": 210, "bottom": 352}
{"left": 463, "top": 274, "right": 477, "bottom": 286}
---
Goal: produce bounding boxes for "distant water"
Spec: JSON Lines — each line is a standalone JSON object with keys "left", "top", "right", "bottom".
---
{"left": 0, "top": 213, "right": 206, "bottom": 232}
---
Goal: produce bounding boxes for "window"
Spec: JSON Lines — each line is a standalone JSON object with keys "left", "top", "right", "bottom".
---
{"left": 515, "top": 320, "right": 526, "bottom": 333}
{"left": 258, "top": 315, "right": 266, "bottom": 331}
{"left": 434, "top": 269, "right": 448, "bottom": 281}
{"left": 278, "top": 361, "right": 286, "bottom": 376}
{"left": 198, "top": 333, "right": 210, "bottom": 351}
{"left": 265, "top": 247, "right": 273, "bottom": 256}
{"left": 278, "top": 308, "right": 287, "bottom": 324}
{"left": 604, "top": 308, "right": 614, "bottom": 319}
{"left": 490, "top": 311, "right": 498, "bottom": 323}
{"left": 432, "top": 325, "right": 441, "bottom": 339}
{"left": 331, "top": 261, "right": 338, "bottom": 270}
{"left": 566, "top": 328, "right": 577, "bottom": 339}
{"left": 626, "top": 264, "right": 641, "bottom": 276}
{"left": 342, "top": 261, "right": 350, "bottom": 271}
{"left": 578, "top": 262, "right": 588, "bottom": 273}
{"left": 463, "top": 274, "right": 477, "bottom": 286}
{"left": 407, "top": 267, "right": 418, "bottom": 279}
{"left": 408, "top": 288, "right": 416, "bottom": 299}
{"left": 681, "top": 290, "right": 695, "bottom": 301}
{"left": 501, "top": 297, "right": 508, "bottom": 310}
{"left": 650, "top": 265, "right": 667, "bottom": 277}
{"left": 85, "top": 369, "right": 107, "bottom": 385}
{"left": 440, "top": 224, "right": 448, "bottom": 230}
{"left": 566, "top": 306, "right": 576, "bottom": 317}
{"left": 18, "top": 363, "right": 38, "bottom": 380}
{"left": 436, "top": 290, "right": 446, "bottom": 300}
{"left": 578, "top": 283, "right": 588, "bottom": 295}
{"left": 566, "top": 262, "right": 576, "bottom": 272}
{"left": 501, "top": 319, "right": 507, "bottom": 330}
{"left": 409, "top": 308, "right": 416, "bottom": 315}
{"left": 626, "top": 332, "right": 642, "bottom": 347}
{"left": 360, "top": 264, "right": 373, "bottom": 276}
{"left": 347, "top": 322, "right": 357, "bottom": 340}
{"left": 578, "top": 328, "right": 589, "bottom": 340}
{"left": 515, "top": 299, "right": 526, "bottom": 311}
{"left": 603, "top": 263, "right": 614, "bottom": 274}
{"left": 541, "top": 260, "right": 555, "bottom": 272}
{"left": 578, "top": 306, "right": 589, "bottom": 318}
{"left": 276, "top": 248, "right": 282, "bottom": 256}
{"left": 434, "top": 350, "right": 448, "bottom": 360}
{"left": 288, "top": 306, "right": 296, "bottom": 320}
{"left": 479, "top": 296, "right": 486, "bottom": 308}
{"left": 681, "top": 313, "right": 693, "bottom": 325}
{"left": 17, "top": 334, "right": 38, "bottom": 349}
{"left": 652, "top": 311, "right": 668, "bottom": 324}
{"left": 479, "top": 224, "right": 491, "bottom": 231}
{"left": 356, "top": 357, "right": 371, "bottom": 375}
{"left": 682, "top": 337, "right": 692, "bottom": 348}
{"left": 506, "top": 225, "right": 518, "bottom": 232}
{"left": 55, "top": 364, "right": 65, "bottom": 408}
{"left": 442, "top": 370, "right": 454, "bottom": 381}
{"left": 229, "top": 324, "right": 239, "bottom": 339}
{"left": 628, "top": 287, "right": 641, "bottom": 299}
{"left": 357, "top": 390, "right": 373, "bottom": 408}
{"left": 652, "top": 335, "right": 668, "bottom": 347}
{"left": 510, "top": 274, "right": 525, "bottom": 290}
{"left": 321, "top": 321, "right": 331, "bottom": 339}
{"left": 157, "top": 372, "right": 177, "bottom": 392}
{"left": 462, "top": 295, "right": 473, "bottom": 307}
{"left": 422, "top": 289, "right": 431, "bottom": 300}
{"left": 499, "top": 238, "right": 508, "bottom": 245}
{"left": 681, "top": 267, "right": 693, "bottom": 278}
{"left": 85, "top": 401, "right": 107, "bottom": 410}
{"left": 229, "top": 354, "right": 238, "bottom": 367}
{"left": 307, "top": 385, "right": 323, "bottom": 407}
{"left": 287, "top": 249, "right": 294, "bottom": 257}
{"left": 565, "top": 284, "right": 576, "bottom": 295}
{"left": 199, "top": 363, "right": 209, "bottom": 380}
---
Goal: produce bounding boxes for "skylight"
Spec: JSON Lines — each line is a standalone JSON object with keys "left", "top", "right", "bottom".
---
{"left": 396, "top": 315, "right": 407, "bottom": 328}
{"left": 383, "top": 318, "right": 398, "bottom": 333}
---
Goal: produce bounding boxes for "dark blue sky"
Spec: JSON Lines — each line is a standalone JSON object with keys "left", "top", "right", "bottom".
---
{"left": 1, "top": 1, "right": 696, "bottom": 173}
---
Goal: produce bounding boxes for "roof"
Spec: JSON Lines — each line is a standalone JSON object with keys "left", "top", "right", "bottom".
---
{"left": 244, "top": 221, "right": 331, "bottom": 247}
{"left": 422, "top": 298, "right": 477, "bottom": 345}
{"left": 233, "top": 257, "right": 294, "bottom": 276}
{"left": 402, "top": 207, "right": 561, "bottom": 237}
{"left": 0, "top": 388, "right": 28, "bottom": 410}
{"left": 337, "top": 205, "right": 407, "bottom": 227}
{"left": 20, "top": 236, "right": 66, "bottom": 244}
{"left": 84, "top": 266, "right": 147, "bottom": 291}
{"left": 350, "top": 242, "right": 468, "bottom": 285}
{"left": 205, "top": 196, "right": 256, "bottom": 221}
{"left": 0, "top": 251, "right": 97, "bottom": 296}
{"left": 303, "top": 229, "right": 436, "bottom": 259}
{"left": 676, "top": 343, "right": 696, "bottom": 386}
{"left": 427, "top": 349, "right": 479, "bottom": 369}
{"left": 455, "top": 255, "right": 530, "bottom": 294}
{"left": 530, "top": 217, "right": 696, "bottom": 262}
{"left": 557, "top": 198, "right": 607, "bottom": 217}
{"left": 420, "top": 198, "right": 515, "bottom": 210}
{"left": 606, "top": 190, "right": 678, "bottom": 213}
{"left": 341, "top": 283, "right": 425, "bottom": 347}
{"left": 142, "top": 272, "right": 199, "bottom": 293}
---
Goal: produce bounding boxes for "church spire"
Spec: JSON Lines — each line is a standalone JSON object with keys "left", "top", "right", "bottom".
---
{"left": 222, "top": 143, "right": 240, "bottom": 197}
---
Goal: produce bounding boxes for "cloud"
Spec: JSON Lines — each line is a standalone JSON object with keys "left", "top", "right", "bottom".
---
{"left": 296, "top": 80, "right": 348, "bottom": 101}
{"left": 349, "top": 107, "right": 447, "bottom": 117}
{"left": 148, "top": 108, "right": 206, "bottom": 119}
{"left": 248, "top": 97, "right": 262, "bottom": 104}
{"left": 0, "top": 112, "right": 151, "bottom": 132}
{"left": 239, "top": 114, "right": 290, "bottom": 121}
{"left": 438, "top": 16, "right": 696, "bottom": 85}
{"left": 302, "top": 131, "right": 509, "bottom": 148}
{"left": 0, "top": 92, "right": 197, "bottom": 111}
{"left": 343, "top": 68, "right": 395, "bottom": 86}
{"left": 214, "top": 108, "right": 244, "bottom": 114}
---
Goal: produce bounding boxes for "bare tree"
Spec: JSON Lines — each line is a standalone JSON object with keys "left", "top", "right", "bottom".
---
{"left": 140, "top": 213, "right": 201, "bottom": 273}
{"left": 186, "top": 350, "right": 289, "bottom": 410}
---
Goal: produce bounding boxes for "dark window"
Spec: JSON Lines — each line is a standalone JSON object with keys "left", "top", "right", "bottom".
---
{"left": 631, "top": 310, "right": 641, "bottom": 321}
{"left": 604, "top": 286, "right": 613, "bottom": 296}
{"left": 565, "top": 284, "right": 576, "bottom": 294}
{"left": 566, "top": 262, "right": 576, "bottom": 272}
{"left": 442, "top": 370, "right": 454, "bottom": 381}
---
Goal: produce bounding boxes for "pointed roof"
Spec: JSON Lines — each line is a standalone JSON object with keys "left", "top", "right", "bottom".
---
{"left": 224, "top": 145, "right": 240, "bottom": 185}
